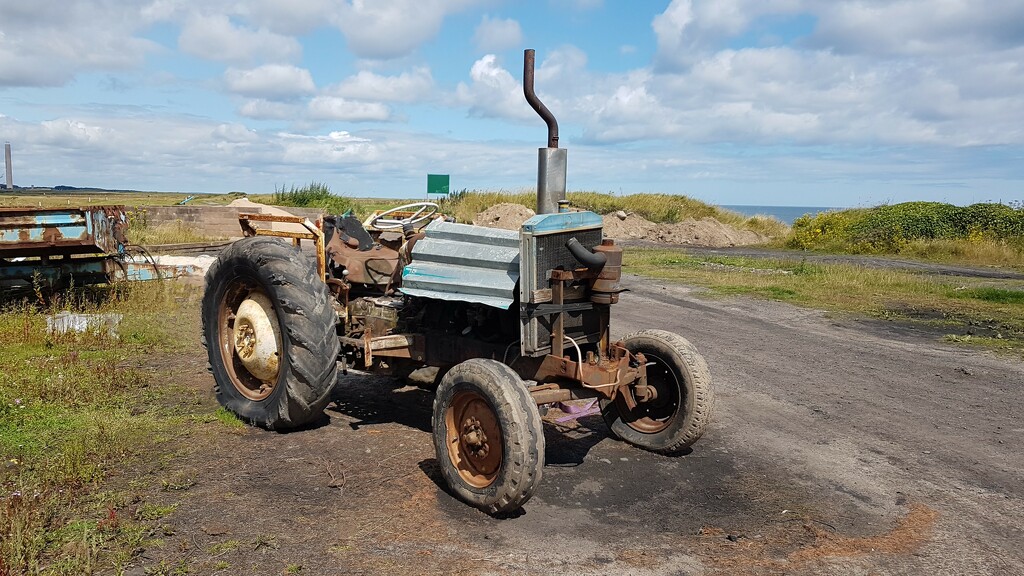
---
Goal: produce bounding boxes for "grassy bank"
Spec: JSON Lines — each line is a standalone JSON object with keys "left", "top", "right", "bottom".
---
{"left": 625, "top": 247, "right": 1024, "bottom": 355}
{"left": 785, "top": 202, "right": 1024, "bottom": 269}
{"left": 0, "top": 283, "right": 228, "bottom": 574}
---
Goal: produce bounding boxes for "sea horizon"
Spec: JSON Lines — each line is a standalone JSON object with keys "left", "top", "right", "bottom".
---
{"left": 719, "top": 204, "right": 841, "bottom": 225}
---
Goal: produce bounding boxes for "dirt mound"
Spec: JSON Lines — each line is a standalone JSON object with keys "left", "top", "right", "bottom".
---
{"left": 602, "top": 213, "right": 768, "bottom": 247}
{"left": 473, "top": 203, "right": 536, "bottom": 230}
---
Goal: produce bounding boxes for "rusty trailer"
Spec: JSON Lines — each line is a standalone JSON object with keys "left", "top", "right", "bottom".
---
{"left": 0, "top": 205, "right": 194, "bottom": 292}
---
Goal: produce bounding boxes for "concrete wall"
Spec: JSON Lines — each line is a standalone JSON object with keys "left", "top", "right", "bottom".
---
{"left": 135, "top": 206, "right": 325, "bottom": 239}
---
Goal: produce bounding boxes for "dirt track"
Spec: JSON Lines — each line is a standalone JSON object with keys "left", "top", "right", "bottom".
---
{"left": 135, "top": 276, "right": 1024, "bottom": 575}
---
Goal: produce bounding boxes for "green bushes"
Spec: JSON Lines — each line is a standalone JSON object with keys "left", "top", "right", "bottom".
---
{"left": 787, "top": 202, "right": 1024, "bottom": 259}
{"left": 271, "top": 181, "right": 353, "bottom": 215}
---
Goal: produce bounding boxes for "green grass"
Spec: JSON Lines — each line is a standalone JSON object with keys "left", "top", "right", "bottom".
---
{"left": 0, "top": 190, "right": 246, "bottom": 208}
{"left": 625, "top": 247, "right": 1024, "bottom": 355}
{"left": 950, "top": 287, "right": 1024, "bottom": 304}
{"left": 0, "top": 282, "right": 218, "bottom": 574}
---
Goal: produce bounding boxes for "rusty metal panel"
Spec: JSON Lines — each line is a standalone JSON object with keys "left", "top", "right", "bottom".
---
{"left": 0, "top": 206, "right": 128, "bottom": 258}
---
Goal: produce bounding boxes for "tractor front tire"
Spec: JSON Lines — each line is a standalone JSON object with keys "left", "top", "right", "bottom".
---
{"left": 432, "top": 359, "right": 545, "bottom": 515}
{"left": 600, "top": 329, "right": 713, "bottom": 454}
{"left": 202, "top": 236, "right": 340, "bottom": 430}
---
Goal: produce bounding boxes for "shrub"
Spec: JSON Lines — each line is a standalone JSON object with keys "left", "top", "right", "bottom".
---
{"left": 784, "top": 201, "right": 1024, "bottom": 264}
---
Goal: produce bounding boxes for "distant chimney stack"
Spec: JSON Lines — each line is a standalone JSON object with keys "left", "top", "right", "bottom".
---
{"left": 4, "top": 142, "right": 11, "bottom": 190}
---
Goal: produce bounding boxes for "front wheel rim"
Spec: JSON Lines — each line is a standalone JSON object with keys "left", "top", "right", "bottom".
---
{"left": 618, "top": 352, "right": 681, "bottom": 434}
{"left": 445, "top": 390, "right": 503, "bottom": 489}
{"left": 217, "top": 281, "right": 283, "bottom": 401}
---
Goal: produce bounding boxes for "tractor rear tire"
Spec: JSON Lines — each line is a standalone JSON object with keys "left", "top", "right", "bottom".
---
{"left": 600, "top": 329, "right": 713, "bottom": 454}
{"left": 202, "top": 237, "right": 340, "bottom": 430}
{"left": 432, "top": 359, "right": 545, "bottom": 515}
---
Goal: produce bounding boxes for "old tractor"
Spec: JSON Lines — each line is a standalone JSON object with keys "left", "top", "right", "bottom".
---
{"left": 202, "top": 50, "right": 713, "bottom": 514}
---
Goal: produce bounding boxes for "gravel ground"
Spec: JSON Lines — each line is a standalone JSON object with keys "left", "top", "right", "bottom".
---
{"left": 128, "top": 272, "right": 1024, "bottom": 575}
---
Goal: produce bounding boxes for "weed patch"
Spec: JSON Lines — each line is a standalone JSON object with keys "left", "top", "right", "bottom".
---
{"left": 0, "top": 282, "right": 206, "bottom": 574}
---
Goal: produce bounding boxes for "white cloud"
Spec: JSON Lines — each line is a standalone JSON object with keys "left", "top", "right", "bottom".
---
{"left": 278, "top": 131, "right": 383, "bottom": 165}
{"left": 0, "top": 1, "right": 157, "bottom": 87}
{"left": 224, "top": 65, "right": 316, "bottom": 99}
{"left": 178, "top": 13, "right": 301, "bottom": 65}
{"left": 332, "top": 67, "right": 435, "bottom": 103}
{"left": 228, "top": 0, "right": 342, "bottom": 35}
{"left": 307, "top": 97, "right": 392, "bottom": 122}
{"left": 454, "top": 55, "right": 534, "bottom": 120}
{"left": 238, "top": 99, "right": 303, "bottom": 120}
{"left": 473, "top": 16, "right": 523, "bottom": 53}
{"left": 810, "top": 1, "right": 1024, "bottom": 57}
{"left": 333, "top": 0, "right": 480, "bottom": 60}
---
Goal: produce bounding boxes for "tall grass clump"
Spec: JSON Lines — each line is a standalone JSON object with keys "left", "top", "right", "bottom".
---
{"left": 271, "top": 181, "right": 353, "bottom": 215}
{"left": 787, "top": 201, "right": 1024, "bottom": 267}
{"left": 0, "top": 282, "right": 201, "bottom": 573}
{"left": 127, "top": 209, "right": 220, "bottom": 245}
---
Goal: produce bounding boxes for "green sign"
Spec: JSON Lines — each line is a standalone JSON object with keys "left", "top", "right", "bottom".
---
{"left": 427, "top": 174, "right": 450, "bottom": 195}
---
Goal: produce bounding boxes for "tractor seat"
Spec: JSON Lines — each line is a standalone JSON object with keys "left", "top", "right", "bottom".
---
{"left": 325, "top": 214, "right": 375, "bottom": 251}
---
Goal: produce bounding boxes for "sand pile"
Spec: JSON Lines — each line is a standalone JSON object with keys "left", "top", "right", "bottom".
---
{"left": 473, "top": 203, "right": 536, "bottom": 230}
{"left": 471, "top": 204, "right": 767, "bottom": 247}
{"left": 602, "top": 213, "right": 768, "bottom": 247}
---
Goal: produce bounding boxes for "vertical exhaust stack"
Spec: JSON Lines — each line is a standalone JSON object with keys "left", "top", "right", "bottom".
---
{"left": 4, "top": 143, "right": 12, "bottom": 190}
{"left": 523, "top": 49, "right": 566, "bottom": 215}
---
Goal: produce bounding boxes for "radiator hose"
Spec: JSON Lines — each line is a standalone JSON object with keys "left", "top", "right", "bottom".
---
{"left": 566, "top": 237, "right": 607, "bottom": 270}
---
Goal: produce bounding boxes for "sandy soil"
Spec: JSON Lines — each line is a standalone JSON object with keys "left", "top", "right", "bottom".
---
{"left": 120, "top": 264, "right": 1024, "bottom": 575}
{"left": 602, "top": 213, "right": 769, "bottom": 248}
{"left": 473, "top": 203, "right": 536, "bottom": 230}
{"left": 471, "top": 205, "right": 770, "bottom": 248}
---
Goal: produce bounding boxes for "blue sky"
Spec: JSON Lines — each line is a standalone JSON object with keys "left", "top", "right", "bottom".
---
{"left": 1, "top": 0, "right": 1022, "bottom": 207}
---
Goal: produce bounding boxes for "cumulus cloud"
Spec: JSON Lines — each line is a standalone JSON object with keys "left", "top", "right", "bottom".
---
{"left": 224, "top": 65, "right": 316, "bottom": 99}
{"left": 0, "top": 1, "right": 157, "bottom": 87}
{"left": 333, "top": 0, "right": 480, "bottom": 60}
{"left": 178, "top": 13, "right": 302, "bottom": 65}
{"left": 454, "top": 55, "right": 534, "bottom": 120}
{"left": 473, "top": 16, "right": 523, "bottom": 53}
{"left": 809, "top": 1, "right": 1024, "bottom": 56}
{"left": 307, "top": 97, "right": 392, "bottom": 122}
{"left": 332, "top": 67, "right": 435, "bottom": 103}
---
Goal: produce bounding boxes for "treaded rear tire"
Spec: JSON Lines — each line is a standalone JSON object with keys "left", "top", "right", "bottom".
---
{"left": 432, "top": 359, "right": 545, "bottom": 515}
{"left": 600, "top": 329, "right": 713, "bottom": 454}
{"left": 202, "top": 236, "right": 340, "bottom": 429}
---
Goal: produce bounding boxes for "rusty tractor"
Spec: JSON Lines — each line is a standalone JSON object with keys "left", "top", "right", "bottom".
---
{"left": 202, "top": 50, "right": 713, "bottom": 514}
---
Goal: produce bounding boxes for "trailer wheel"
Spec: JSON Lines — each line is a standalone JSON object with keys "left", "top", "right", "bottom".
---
{"left": 432, "top": 359, "right": 545, "bottom": 515}
{"left": 601, "top": 330, "right": 713, "bottom": 454}
{"left": 202, "top": 236, "right": 340, "bottom": 430}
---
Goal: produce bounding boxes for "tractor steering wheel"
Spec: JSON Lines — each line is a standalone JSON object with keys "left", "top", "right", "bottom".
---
{"left": 369, "top": 202, "right": 439, "bottom": 230}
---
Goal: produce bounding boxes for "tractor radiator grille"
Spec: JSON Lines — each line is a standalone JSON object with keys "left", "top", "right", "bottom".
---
{"left": 520, "top": 225, "right": 603, "bottom": 356}
{"left": 530, "top": 228, "right": 603, "bottom": 292}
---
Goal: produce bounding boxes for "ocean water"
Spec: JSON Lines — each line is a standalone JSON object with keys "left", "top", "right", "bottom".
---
{"left": 719, "top": 205, "right": 841, "bottom": 225}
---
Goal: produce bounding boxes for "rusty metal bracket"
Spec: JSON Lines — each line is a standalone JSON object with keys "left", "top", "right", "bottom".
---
{"left": 238, "top": 213, "right": 326, "bottom": 282}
